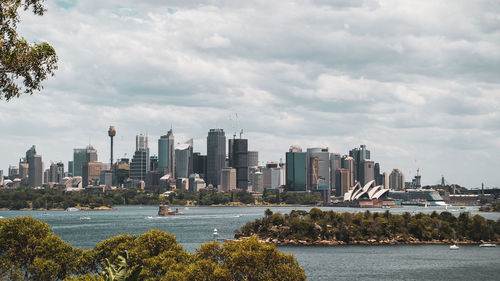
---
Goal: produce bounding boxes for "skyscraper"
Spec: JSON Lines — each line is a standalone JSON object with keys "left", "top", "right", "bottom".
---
{"left": 285, "top": 146, "right": 306, "bottom": 192}
{"left": 82, "top": 162, "right": 102, "bottom": 187}
{"left": 207, "top": 129, "right": 226, "bottom": 187}
{"left": 49, "top": 163, "right": 58, "bottom": 183}
{"left": 360, "top": 160, "right": 375, "bottom": 186}
{"left": 330, "top": 153, "right": 341, "bottom": 191}
{"left": 73, "top": 145, "right": 97, "bottom": 177}
{"left": 306, "top": 147, "right": 330, "bottom": 190}
{"left": 341, "top": 156, "right": 355, "bottom": 187}
{"left": 192, "top": 153, "right": 207, "bottom": 180}
{"left": 67, "top": 161, "right": 74, "bottom": 177}
{"left": 28, "top": 154, "right": 42, "bottom": 187}
{"left": 136, "top": 134, "right": 148, "bottom": 151}
{"left": 175, "top": 139, "right": 193, "bottom": 179}
{"left": 220, "top": 167, "right": 236, "bottom": 192}
{"left": 228, "top": 138, "right": 248, "bottom": 190}
{"left": 389, "top": 168, "right": 405, "bottom": 190}
{"left": 349, "top": 144, "right": 370, "bottom": 183}
{"left": 335, "top": 169, "right": 350, "bottom": 197}
{"left": 248, "top": 151, "right": 259, "bottom": 167}
{"left": 158, "top": 130, "right": 175, "bottom": 177}
{"left": 130, "top": 134, "right": 149, "bottom": 181}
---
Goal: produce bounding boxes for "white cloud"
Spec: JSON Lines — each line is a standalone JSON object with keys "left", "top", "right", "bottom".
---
{"left": 1, "top": 0, "right": 499, "bottom": 188}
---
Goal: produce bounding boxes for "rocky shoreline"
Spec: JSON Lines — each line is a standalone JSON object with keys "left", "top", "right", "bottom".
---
{"left": 233, "top": 237, "right": 500, "bottom": 246}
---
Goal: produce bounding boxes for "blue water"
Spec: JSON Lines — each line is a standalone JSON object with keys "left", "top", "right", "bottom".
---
{"left": 1, "top": 205, "right": 499, "bottom": 281}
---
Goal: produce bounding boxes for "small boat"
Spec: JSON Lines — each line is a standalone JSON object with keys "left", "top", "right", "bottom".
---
{"left": 460, "top": 206, "right": 466, "bottom": 209}
{"left": 80, "top": 216, "right": 90, "bottom": 220}
{"left": 233, "top": 214, "right": 242, "bottom": 218}
{"left": 213, "top": 228, "right": 219, "bottom": 240}
{"left": 185, "top": 207, "right": 189, "bottom": 210}
{"left": 145, "top": 216, "right": 154, "bottom": 219}
{"left": 0, "top": 216, "right": 4, "bottom": 219}
{"left": 450, "top": 244, "right": 459, "bottom": 250}
{"left": 479, "top": 243, "right": 496, "bottom": 247}
{"left": 42, "top": 212, "right": 49, "bottom": 216}
{"left": 66, "top": 207, "right": 79, "bottom": 212}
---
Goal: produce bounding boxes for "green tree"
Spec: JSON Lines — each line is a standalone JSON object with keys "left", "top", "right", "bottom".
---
{"left": 195, "top": 236, "right": 306, "bottom": 281}
{"left": 0, "top": 216, "right": 81, "bottom": 280}
{"left": 1, "top": 0, "right": 58, "bottom": 100}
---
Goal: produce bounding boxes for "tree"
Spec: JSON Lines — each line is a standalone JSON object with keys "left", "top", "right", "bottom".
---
{"left": 195, "top": 236, "right": 306, "bottom": 281}
{"left": 1, "top": 0, "right": 58, "bottom": 100}
{"left": 0, "top": 216, "right": 81, "bottom": 280}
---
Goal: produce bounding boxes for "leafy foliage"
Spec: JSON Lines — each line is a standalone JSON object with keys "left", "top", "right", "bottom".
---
{"left": 0, "top": 217, "right": 306, "bottom": 280}
{"left": 236, "top": 208, "right": 500, "bottom": 243}
{"left": 0, "top": 0, "right": 58, "bottom": 100}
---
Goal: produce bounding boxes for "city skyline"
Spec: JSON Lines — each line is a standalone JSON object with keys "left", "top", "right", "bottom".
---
{"left": 0, "top": 1, "right": 498, "bottom": 188}
{"left": 0, "top": 127, "right": 496, "bottom": 189}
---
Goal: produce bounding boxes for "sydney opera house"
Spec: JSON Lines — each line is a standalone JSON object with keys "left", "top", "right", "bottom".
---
{"left": 343, "top": 180, "right": 394, "bottom": 207}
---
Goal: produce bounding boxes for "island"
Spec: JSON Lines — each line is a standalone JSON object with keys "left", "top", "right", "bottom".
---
{"left": 234, "top": 208, "right": 500, "bottom": 245}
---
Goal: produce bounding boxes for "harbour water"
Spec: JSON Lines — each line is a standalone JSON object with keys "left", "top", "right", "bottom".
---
{"left": 1, "top": 206, "right": 499, "bottom": 281}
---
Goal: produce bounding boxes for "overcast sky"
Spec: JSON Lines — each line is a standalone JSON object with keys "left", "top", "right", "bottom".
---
{"left": 1, "top": 0, "right": 499, "bottom": 188}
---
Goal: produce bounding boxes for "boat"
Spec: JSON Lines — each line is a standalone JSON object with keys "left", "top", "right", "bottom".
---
{"left": 233, "top": 214, "right": 242, "bottom": 218}
{"left": 80, "top": 216, "right": 90, "bottom": 220}
{"left": 158, "top": 205, "right": 183, "bottom": 216}
{"left": 0, "top": 216, "right": 4, "bottom": 219}
{"left": 479, "top": 243, "right": 496, "bottom": 247}
{"left": 450, "top": 244, "right": 459, "bottom": 250}
{"left": 460, "top": 206, "right": 466, "bottom": 209}
{"left": 42, "top": 212, "right": 49, "bottom": 216}
{"left": 66, "top": 207, "right": 79, "bottom": 212}
{"left": 145, "top": 216, "right": 154, "bottom": 219}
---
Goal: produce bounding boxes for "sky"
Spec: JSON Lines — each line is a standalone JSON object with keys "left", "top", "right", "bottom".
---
{"left": 0, "top": 0, "right": 499, "bottom": 188}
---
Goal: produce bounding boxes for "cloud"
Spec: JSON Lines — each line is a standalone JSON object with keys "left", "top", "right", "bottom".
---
{"left": 1, "top": 0, "right": 499, "bottom": 188}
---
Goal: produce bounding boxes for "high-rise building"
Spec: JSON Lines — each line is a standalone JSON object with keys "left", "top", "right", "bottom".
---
{"left": 389, "top": 168, "right": 405, "bottom": 190}
{"left": 207, "top": 129, "right": 226, "bottom": 187}
{"left": 382, "top": 172, "right": 389, "bottom": 189}
{"left": 228, "top": 138, "right": 248, "bottom": 190}
{"left": 82, "top": 162, "right": 102, "bottom": 187}
{"left": 360, "top": 160, "right": 375, "bottom": 186}
{"left": 248, "top": 151, "right": 259, "bottom": 167}
{"left": 306, "top": 148, "right": 329, "bottom": 190}
{"left": 136, "top": 134, "right": 148, "bottom": 151}
{"left": 8, "top": 166, "right": 19, "bottom": 180}
{"left": 130, "top": 135, "right": 149, "bottom": 181}
{"left": 0, "top": 170, "right": 3, "bottom": 186}
{"left": 56, "top": 162, "right": 64, "bottom": 182}
{"left": 253, "top": 171, "right": 263, "bottom": 193}
{"left": 19, "top": 161, "right": 29, "bottom": 185}
{"left": 192, "top": 153, "right": 207, "bottom": 181}
{"left": 49, "top": 163, "right": 58, "bottom": 183}
{"left": 341, "top": 156, "right": 355, "bottom": 187}
{"left": 374, "top": 163, "right": 382, "bottom": 186}
{"left": 28, "top": 154, "right": 42, "bottom": 187}
{"left": 285, "top": 146, "right": 306, "bottom": 192}
{"left": 349, "top": 145, "right": 370, "bottom": 183}
{"left": 329, "top": 153, "right": 341, "bottom": 191}
{"left": 73, "top": 146, "right": 97, "bottom": 177}
{"left": 335, "top": 168, "right": 350, "bottom": 197}
{"left": 67, "top": 161, "right": 74, "bottom": 177}
{"left": 263, "top": 164, "right": 281, "bottom": 190}
{"left": 158, "top": 130, "right": 175, "bottom": 177}
{"left": 175, "top": 140, "right": 193, "bottom": 179}
{"left": 220, "top": 167, "right": 236, "bottom": 192}
{"left": 26, "top": 145, "right": 36, "bottom": 161}
{"left": 149, "top": 155, "right": 158, "bottom": 172}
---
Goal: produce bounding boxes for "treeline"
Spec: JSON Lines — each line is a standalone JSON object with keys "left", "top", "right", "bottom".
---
{"left": 0, "top": 188, "right": 324, "bottom": 210}
{"left": 0, "top": 217, "right": 306, "bottom": 281}
{"left": 0, "top": 188, "right": 167, "bottom": 210}
{"left": 236, "top": 208, "right": 500, "bottom": 243}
